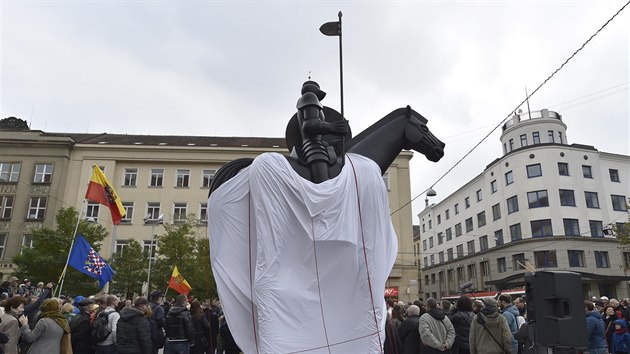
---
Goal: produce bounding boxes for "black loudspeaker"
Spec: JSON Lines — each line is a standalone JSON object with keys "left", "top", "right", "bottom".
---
{"left": 525, "top": 271, "right": 587, "bottom": 348}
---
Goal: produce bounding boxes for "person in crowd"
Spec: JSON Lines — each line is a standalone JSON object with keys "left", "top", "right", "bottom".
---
{"left": 164, "top": 294, "right": 194, "bottom": 354}
{"left": 95, "top": 295, "right": 121, "bottom": 354}
{"left": 19, "top": 298, "right": 70, "bottom": 354}
{"left": 441, "top": 300, "right": 453, "bottom": 316}
{"left": 24, "top": 282, "right": 53, "bottom": 329}
{"left": 612, "top": 319, "right": 630, "bottom": 354}
{"left": 449, "top": 296, "right": 474, "bottom": 354}
{"left": 384, "top": 314, "right": 402, "bottom": 354}
{"left": 218, "top": 315, "right": 240, "bottom": 354}
{"left": 514, "top": 297, "right": 526, "bottom": 317}
{"left": 498, "top": 294, "right": 519, "bottom": 354}
{"left": 469, "top": 298, "right": 512, "bottom": 354}
{"left": 604, "top": 305, "right": 620, "bottom": 353}
{"left": 602, "top": 296, "right": 610, "bottom": 307}
{"left": 595, "top": 299, "right": 606, "bottom": 315}
{"left": 61, "top": 302, "right": 76, "bottom": 323}
{"left": 0, "top": 296, "right": 25, "bottom": 353}
{"left": 17, "top": 279, "right": 32, "bottom": 297}
{"left": 586, "top": 300, "right": 610, "bottom": 354}
{"left": 514, "top": 314, "right": 548, "bottom": 354}
{"left": 116, "top": 297, "right": 152, "bottom": 354}
{"left": 419, "top": 297, "right": 455, "bottom": 354}
{"left": 620, "top": 299, "right": 630, "bottom": 322}
{"left": 189, "top": 300, "right": 209, "bottom": 354}
{"left": 204, "top": 299, "right": 220, "bottom": 354}
{"left": 472, "top": 300, "right": 483, "bottom": 315}
{"left": 7, "top": 278, "right": 18, "bottom": 297}
{"left": 148, "top": 291, "right": 165, "bottom": 354}
{"left": 391, "top": 304, "right": 405, "bottom": 329}
{"left": 70, "top": 298, "right": 95, "bottom": 354}
{"left": 398, "top": 305, "right": 422, "bottom": 354}
{"left": 611, "top": 299, "right": 624, "bottom": 319}
{"left": 32, "top": 282, "right": 45, "bottom": 297}
{"left": 0, "top": 282, "right": 13, "bottom": 298}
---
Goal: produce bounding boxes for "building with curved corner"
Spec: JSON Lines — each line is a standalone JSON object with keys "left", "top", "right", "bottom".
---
{"left": 416, "top": 109, "right": 630, "bottom": 300}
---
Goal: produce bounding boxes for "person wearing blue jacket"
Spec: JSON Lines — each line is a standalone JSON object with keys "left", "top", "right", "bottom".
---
{"left": 612, "top": 319, "right": 630, "bottom": 354}
{"left": 498, "top": 294, "right": 519, "bottom": 354}
{"left": 586, "top": 301, "right": 609, "bottom": 354}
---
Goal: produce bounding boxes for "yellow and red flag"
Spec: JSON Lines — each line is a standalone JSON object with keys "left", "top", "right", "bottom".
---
{"left": 168, "top": 266, "right": 192, "bottom": 295}
{"left": 85, "top": 165, "right": 126, "bottom": 225}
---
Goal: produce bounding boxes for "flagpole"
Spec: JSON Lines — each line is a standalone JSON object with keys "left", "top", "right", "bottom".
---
{"left": 56, "top": 199, "right": 87, "bottom": 297}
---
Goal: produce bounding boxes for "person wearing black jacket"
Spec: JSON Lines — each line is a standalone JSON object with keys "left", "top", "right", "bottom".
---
{"left": 398, "top": 305, "right": 422, "bottom": 354}
{"left": 189, "top": 300, "right": 209, "bottom": 354}
{"left": 148, "top": 291, "right": 166, "bottom": 354}
{"left": 70, "top": 298, "right": 95, "bottom": 354}
{"left": 449, "top": 296, "right": 474, "bottom": 354}
{"left": 116, "top": 297, "right": 152, "bottom": 354}
{"left": 164, "top": 295, "right": 195, "bottom": 354}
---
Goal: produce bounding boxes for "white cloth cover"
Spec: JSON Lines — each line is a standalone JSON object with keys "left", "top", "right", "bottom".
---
{"left": 209, "top": 153, "right": 398, "bottom": 353}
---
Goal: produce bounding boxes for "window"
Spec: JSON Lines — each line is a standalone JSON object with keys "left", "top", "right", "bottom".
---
{"left": 527, "top": 190, "right": 549, "bottom": 208}
{"left": 558, "top": 131, "right": 563, "bottom": 144}
{"left": 558, "top": 162, "right": 569, "bottom": 176}
{"left": 438, "top": 251, "right": 444, "bottom": 263}
{"left": 445, "top": 209, "right": 450, "bottom": 220}
{"left": 590, "top": 220, "right": 604, "bottom": 237}
{"left": 465, "top": 218, "right": 473, "bottom": 232}
{"left": 532, "top": 132, "right": 540, "bottom": 144}
{"left": 429, "top": 237, "right": 434, "bottom": 248}
{"left": 510, "top": 223, "right": 522, "bottom": 241}
{"left": 548, "top": 130, "right": 555, "bottom": 143}
{"left": 173, "top": 203, "right": 187, "bottom": 223}
{"left": 582, "top": 165, "right": 593, "bottom": 178}
{"left": 568, "top": 250, "right": 585, "bottom": 267}
{"left": 594, "top": 251, "right": 610, "bottom": 268}
{"left": 456, "top": 244, "right": 464, "bottom": 258}
{"left": 143, "top": 240, "right": 158, "bottom": 260}
{"left": 438, "top": 232, "right": 444, "bottom": 245}
{"left": 0, "top": 234, "right": 6, "bottom": 258}
{"left": 0, "top": 162, "right": 20, "bottom": 182}
{"left": 492, "top": 203, "right": 501, "bottom": 220}
{"left": 477, "top": 211, "right": 486, "bottom": 227}
{"left": 455, "top": 223, "right": 462, "bottom": 237}
{"left": 150, "top": 168, "right": 164, "bottom": 187}
{"left": 585, "top": 192, "right": 600, "bottom": 208}
{"left": 445, "top": 228, "right": 452, "bottom": 241}
{"left": 423, "top": 258, "right": 428, "bottom": 268}
{"left": 531, "top": 219, "right": 553, "bottom": 238}
{"left": 21, "top": 234, "right": 33, "bottom": 253}
{"left": 0, "top": 196, "right": 14, "bottom": 219}
{"left": 467, "top": 240, "right": 476, "bottom": 255}
{"left": 467, "top": 264, "right": 476, "bottom": 280}
{"left": 563, "top": 219, "right": 580, "bottom": 236}
{"left": 123, "top": 168, "right": 137, "bottom": 186}
{"left": 430, "top": 255, "right": 434, "bottom": 265}
{"left": 476, "top": 189, "right": 482, "bottom": 202}
{"left": 202, "top": 169, "right": 217, "bottom": 188}
{"left": 447, "top": 248, "right": 453, "bottom": 261}
{"left": 200, "top": 203, "right": 208, "bottom": 223}
{"left": 520, "top": 134, "right": 528, "bottom": 147}
{"left": 454, "top": 204, "right": 459, "bottom": 215}
{"left": 27, "top": 197, "right": 47, "bottom": 219}
{"left": 479, "top": 236, "right": 488, "bottom": 251}
{"left": 534, "top": 251, "right": 558, "bottom": 268}
{"left": 559, "top": 189, "right": 576, "bottom": 206}
{"left": 437, "top": 215, "right": 441, "bottom": 225}
{"left": 526, "top": 164, "right": 542, "bottom": 178}
{"left": 424, "top": 275, "right": 429, "bottom": 285}
{"left": 176, "top": 169, "right": 190, "bottom": 187}
{"left": 498, "top": 257, "right": 507, "bottom": 273}
{"left": 612, "top": 195, "right": 627, "bottom": 211}
{"left": 490, "top": 180, "right": 497, "bottom": 193}
{"left": 33, "top": 163, "right": 53, "bottom": 183}
{"left": 428, "top": 220, "right": 432, "bottom": 230}
{"left": 610, "top": 169, "right": 620, "bottom": 182}
{"left": 505, "top": 171, "right": 514, "bottom": 185}
{"left": 624, "top": 252, "right": 630, "bottom": 269}
{"left": 431, "top": 273, "right": 436, "bottom": 283}
{"left": 422, "top": 224, "right": 426, "bottom": 233}
{"left": 422, "top": 240, "right": 427, "bottom": 251}
{"left": 507, "top": 195, "right": 519, "bottom": 214}
{"left": 480, "top": 261, "right": 490, "bottom": 277}
{"left": 465, "top": 197, "right": 470, "bottom": 209}
{"left": 509, "top": 139, "right": 514, "bottom": 151}
{"left": 513, "top": 253, "right": 526, "bottom": 270}
{"left": 86, "top": 202, "right": 100, "bottom": 220}
{"left": 146, "top": 202, "right": 161, "bottom": 221}
{"left": 121, "top": 202, "right": 134, "bottom": 223}
{"left": 495, "top": 229, "right": 504, "bottom": 246}
{"left": 115, "top": 240, "right": 129, "bottom": 256}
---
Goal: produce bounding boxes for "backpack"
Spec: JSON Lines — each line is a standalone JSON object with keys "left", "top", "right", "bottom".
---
{"left": 516, "top": 315, "right": 526, "bottom": 328}
{"left": 90, "top": 311, "right": 112, "bottom": 343}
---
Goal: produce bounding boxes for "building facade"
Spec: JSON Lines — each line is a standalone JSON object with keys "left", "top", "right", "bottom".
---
{"left": 0, "top": 117, "right": 419, "bottom": 299}
{"left": 416, "top": 109, "right": 630, "bottom": 300}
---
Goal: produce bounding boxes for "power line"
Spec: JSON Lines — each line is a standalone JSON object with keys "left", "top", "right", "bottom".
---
{"left": 390, "top": 0, "right": 630, "bottom": 217}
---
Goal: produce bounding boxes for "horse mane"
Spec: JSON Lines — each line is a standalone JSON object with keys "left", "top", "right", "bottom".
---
{"left": 347, "top": 107, "right": 408, "bottom": 149}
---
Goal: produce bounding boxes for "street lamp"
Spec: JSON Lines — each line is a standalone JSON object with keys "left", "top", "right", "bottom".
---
{"left": 144, "top": 213, "right": 164, "bottom": 295}
{"left": 425, "top": 187, "right": 437, "bottom": 207}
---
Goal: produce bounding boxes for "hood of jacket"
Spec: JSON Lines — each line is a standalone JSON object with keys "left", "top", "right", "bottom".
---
{"left": 502, "top": 304, "right": 520, "bottom": 318}
{"left": 587, "top": 310, "right": 603, "bottom": 319}
{"left": 120, "top": 306, "right": 145, "bottom": 321}
{"left": 427, "top": 308, "right": 446, "bottom": 320}
{"left": 478, "top": 308, "right": 502, "bottom": 328}
{"left": 167, "top": 305, "right": 188, "bottom": 316}
{"left": 615, "top": 319, "right": 628, "bottom": 328}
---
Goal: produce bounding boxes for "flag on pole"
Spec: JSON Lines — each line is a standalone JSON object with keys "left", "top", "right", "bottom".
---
{"left": 85, "top": 165, "right": 126, "bottom": 225}
{"left": 168, "top": 266, "right": 192, "bottom": 295}
{"left": 68, "top": 235, "right": 115, "bottom": 288}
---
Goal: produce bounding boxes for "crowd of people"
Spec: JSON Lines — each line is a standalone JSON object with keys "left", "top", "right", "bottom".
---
{"left": 385, "top": 294, "right": 630, "bottom": 354}
{"left": 0, "top": 276, "right": 240, "bottom": 354}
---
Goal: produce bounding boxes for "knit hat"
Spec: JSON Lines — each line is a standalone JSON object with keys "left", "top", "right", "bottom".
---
{"left": 482, "top": 298, "right": 498, "bottom": 308}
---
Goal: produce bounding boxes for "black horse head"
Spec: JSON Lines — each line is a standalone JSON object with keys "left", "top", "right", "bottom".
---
{"left": 403, "top": 107, "right": 445, "bottom": 162}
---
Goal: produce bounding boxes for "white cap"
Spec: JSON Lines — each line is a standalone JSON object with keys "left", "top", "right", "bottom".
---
{"left": 601, "top": 296, "right": 609, "bottom": 301}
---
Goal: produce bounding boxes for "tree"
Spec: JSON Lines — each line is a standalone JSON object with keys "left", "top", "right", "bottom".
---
{"left": 110, "top": 239, "right": 147, "bottom": 299}
{"left": 151, "top": 215, "right": 216, "bottom": 299}
{"left": 615, "top": 198, "right": 630, "bottom": 270}
{"left": 14, "top": 207, "right": 108, "bottom": 296}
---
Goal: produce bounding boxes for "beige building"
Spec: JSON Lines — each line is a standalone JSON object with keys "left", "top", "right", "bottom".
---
{"left": 0, "top": 116, "right": 419, "bottom": 300}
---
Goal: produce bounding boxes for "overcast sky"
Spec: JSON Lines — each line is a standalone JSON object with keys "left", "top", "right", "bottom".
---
{"left": 2, "top": 1, "right": 628, "bottom": 218}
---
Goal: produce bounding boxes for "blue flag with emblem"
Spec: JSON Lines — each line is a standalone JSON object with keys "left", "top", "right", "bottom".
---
{"left": 68, "top": 235, "right": 115, "bottom": 288}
